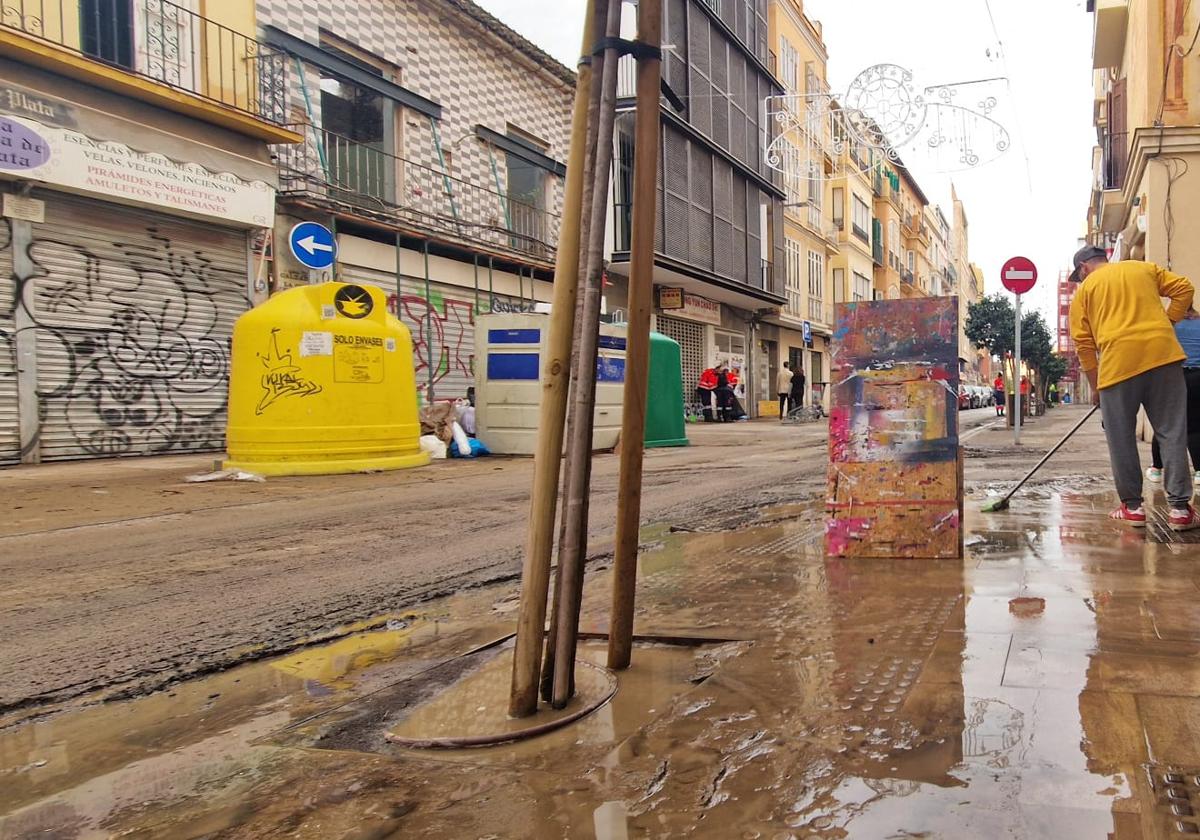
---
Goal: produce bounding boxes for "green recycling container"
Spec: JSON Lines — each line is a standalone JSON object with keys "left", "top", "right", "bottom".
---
{"left": 645, "top": 331, "right": 689, "bottom": 448}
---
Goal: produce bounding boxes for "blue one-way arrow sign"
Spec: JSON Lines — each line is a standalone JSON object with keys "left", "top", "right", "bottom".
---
{"left": 288, "top": 222, "right": 336, "bottom": 270}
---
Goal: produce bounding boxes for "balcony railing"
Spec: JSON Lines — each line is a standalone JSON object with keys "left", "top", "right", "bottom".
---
{"left": 1102, "top": 130, "right": 1128, "bottom": 191}
{"left": 275, "top": 124, "right": 561, "bottom": 262}
{"left": 808, "top": 297, "right": 825, "bottom": 322}
{"left": 1, "top": 0, "right": 288, "bottom": 125}
{"left": 852, "top": 223, "right": 869, "bottom": 243}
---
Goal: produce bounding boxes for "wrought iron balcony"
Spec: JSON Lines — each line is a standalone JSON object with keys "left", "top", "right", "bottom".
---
{"left": 0, "top": 0, "right": 288, "bottom": 127}
{"left": 274, "top": 125, "right": 561, "bottom": 263}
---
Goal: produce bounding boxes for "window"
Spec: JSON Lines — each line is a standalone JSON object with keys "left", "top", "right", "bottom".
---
{"left": 778, "top": 36, "right": 800, "bottom": 94}
{"left": 807, "top": 249, "right": 824, "bottom": 321}
{"left": 807, "top": 174, "right": 822, "bottom": 230}
{"left": 505, "top": 125, "right": 549, "bottom": 248}
{"left": 852, "top": 196, "right": 870, "bottom": 241}
{"left": 833, "top": 267, "right": 845, "bottom": 303}
{"left": 853, "top": 271, "right": 871, "bottom": 301}
{"left": 781, "top": 139, "right": 804, "bottom": 206}
{"left": 888, "top": 220, "right": 899, "bottom": 262}
{"left": 785, "top": 239, "right": 804, "bottom": 317}
{"left": 319, "top": 39, "right": 395, "bottom": 201}
{"left": 82, "top": 0, "right": 134, "bottom": 68}
{"left": 714, "top": 331, "right": 746, "bottom": 371}
{"left": 832, "top": 188, "right": 844, "bottom": 227}
{"left": 907, "top": 250, "right": 915, "bottom": 272}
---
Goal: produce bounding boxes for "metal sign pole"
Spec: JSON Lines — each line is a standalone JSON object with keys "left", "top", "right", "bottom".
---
{"left": 1014, "top": 292, "right": 1022, "bottom": 445}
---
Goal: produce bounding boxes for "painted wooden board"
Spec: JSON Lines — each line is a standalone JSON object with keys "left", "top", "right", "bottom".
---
{"left": 826, "top": 298, "right": 962, "bottom": 559}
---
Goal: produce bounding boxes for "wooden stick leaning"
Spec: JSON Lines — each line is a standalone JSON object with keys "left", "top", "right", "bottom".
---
{"left": 550, "top": 0, "right": 624, "bottom": 710}
{"left": 608, "top": 0, "right": 664, "bottom": 671}
{"left": 509, "top": 0, "right": 600, "bottom": 718}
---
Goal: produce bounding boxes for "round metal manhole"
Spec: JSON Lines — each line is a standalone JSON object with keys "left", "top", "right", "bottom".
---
{"left": 385, "top": 653, "right": 617, "bottom": 749}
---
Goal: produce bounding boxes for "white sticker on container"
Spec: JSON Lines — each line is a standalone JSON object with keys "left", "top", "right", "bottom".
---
{"left": 321, "top": 304, "right": 336, "bottom": 320}
{"left": 385, "top": 338, "right": 396, "bottom": 352}
{"left": 300, "top": 331, "right": 334, "bottom": 357}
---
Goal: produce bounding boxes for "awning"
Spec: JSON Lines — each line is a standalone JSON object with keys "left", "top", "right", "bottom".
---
{"left": 608, "top": 254, "right": 785, "bottom": 313}
{"left": 475, "top": 125, "right": 566, "bottom": 177}
{"left": 263, "top": 27, "right": 442, "bottom": 120}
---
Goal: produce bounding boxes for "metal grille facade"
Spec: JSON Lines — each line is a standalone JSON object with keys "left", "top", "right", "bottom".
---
{"left": 657, "top": 315, "right": 706, "bottom": 398}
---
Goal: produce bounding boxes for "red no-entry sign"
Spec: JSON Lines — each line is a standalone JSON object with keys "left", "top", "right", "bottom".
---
{"left": 1001, "top": 256, "right": 1038, "bottom": 295}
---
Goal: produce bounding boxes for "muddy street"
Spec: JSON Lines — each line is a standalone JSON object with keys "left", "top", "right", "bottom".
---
{"left": 0, "top": 409, "right": 1090, "bottom": 720}
{"left": 2, "top": 404, "right": 1189, "bottom": 840}
{"left": 0, "top": 417, "right": 830, "bottom": 717}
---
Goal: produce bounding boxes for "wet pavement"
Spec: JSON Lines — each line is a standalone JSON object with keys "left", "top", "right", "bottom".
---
{"left": 4, "top": 406, "right": 1197, "bottom": 838}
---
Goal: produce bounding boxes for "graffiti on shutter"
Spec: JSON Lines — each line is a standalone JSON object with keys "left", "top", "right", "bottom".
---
{"left": 23, "top": 194, "right": 248, "bottom": 460}
{"left": 342, "top": 264, "right": 538, "bottom": 403}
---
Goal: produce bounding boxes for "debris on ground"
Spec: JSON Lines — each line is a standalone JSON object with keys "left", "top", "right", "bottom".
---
{"left": 184, "top": 469, "right": 266, "bottom": 483}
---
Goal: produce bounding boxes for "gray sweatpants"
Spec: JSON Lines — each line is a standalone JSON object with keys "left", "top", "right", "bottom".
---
{"left": 1099, "top": 361, "right": 1194, "bottom": 508}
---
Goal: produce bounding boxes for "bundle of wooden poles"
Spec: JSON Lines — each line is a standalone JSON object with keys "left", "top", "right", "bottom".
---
{"left": 508, "top": 0, "right": 664, "bottom": 717}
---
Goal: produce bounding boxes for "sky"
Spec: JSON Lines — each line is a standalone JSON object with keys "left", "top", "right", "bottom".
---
{"left": 472, "top": 0, "right": 1096, "bottom": 325}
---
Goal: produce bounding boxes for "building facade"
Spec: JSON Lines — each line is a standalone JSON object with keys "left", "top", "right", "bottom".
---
{"left": 608, "top": 0, "right": 784, "bottom": 417}
{"left": 1056, "top": 268, "right": 1088, "bottom": 402}
{"left": 1085, "top": 0, "right": 1200, "bottom": 283}
{"left": 763, "top": 0, "right": 836, "bottom": 410}
{"left": 0, "top": 0, "right": 297, "bottom": 464}
{"left": 259, "top": 0, "right": 574, "bottom": 402}
{"left": 951, "top": 184, "right": 983, "bottom": 382}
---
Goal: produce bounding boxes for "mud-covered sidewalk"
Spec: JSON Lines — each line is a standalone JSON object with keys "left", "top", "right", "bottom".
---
{"left": 6, "top": 404, "right": 1189, "bottom": 839}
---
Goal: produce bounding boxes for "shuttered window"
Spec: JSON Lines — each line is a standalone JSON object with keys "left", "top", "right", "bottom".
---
{"left": 0, "top": 219, "right": 17, "bottom": 464}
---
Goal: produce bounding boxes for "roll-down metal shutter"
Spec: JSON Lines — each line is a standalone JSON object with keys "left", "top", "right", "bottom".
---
{"left": 29, "top": 193, "right": 249, "bottom": 460}
{"left": 0, "top": 220, "right": 19, "bottom": 464}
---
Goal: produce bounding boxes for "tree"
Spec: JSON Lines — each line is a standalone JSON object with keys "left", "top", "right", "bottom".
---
{"left": 1019, "top": 310, "right": 1055, "bottom": 373}
{"left": 967, "top": 296, "right": 1064, "bottom": 389}
{"left": 965, "top": 294, "right": 1015, "bottom": 360}
{"left": 1042, "top": 354, "right": 1069, "bottom": 392}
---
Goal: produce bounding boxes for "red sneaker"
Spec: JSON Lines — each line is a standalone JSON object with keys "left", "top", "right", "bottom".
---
{"left": 1169, "top": 506, "right": 1200, "bottom": 532}
{"left": 1110, "top": 504, "right": 1147, "bottom": 527}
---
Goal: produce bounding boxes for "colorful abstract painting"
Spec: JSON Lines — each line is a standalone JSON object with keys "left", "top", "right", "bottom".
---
{"left": 826, "top": 298, "right": 963, "bottom": 559}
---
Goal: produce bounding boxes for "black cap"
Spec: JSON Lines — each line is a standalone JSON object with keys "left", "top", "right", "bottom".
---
{"left": 1068, "top": 244, "right": 1107, "bottom": 282}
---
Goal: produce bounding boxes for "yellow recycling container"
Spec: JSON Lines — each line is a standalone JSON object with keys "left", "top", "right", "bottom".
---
{"left": 224, "top": 282, "right": 429, "bottom": 475}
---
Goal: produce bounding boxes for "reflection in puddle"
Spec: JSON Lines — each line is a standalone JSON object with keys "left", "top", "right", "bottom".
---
{"left": 0, "top": 485, "right": 1177, "bottom": 837}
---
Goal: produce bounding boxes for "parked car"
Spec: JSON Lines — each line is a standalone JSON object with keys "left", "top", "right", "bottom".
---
{"left": 958, "top": 386, "right": 971, "bottom": 410}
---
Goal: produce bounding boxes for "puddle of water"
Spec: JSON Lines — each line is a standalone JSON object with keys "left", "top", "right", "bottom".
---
{"left": 3, "top": 483, "right": 1194, "bottom": 838}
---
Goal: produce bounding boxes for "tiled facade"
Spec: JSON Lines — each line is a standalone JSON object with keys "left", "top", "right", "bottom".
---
{"left": 259, "top": 0, "right": 574, "bottom": 256}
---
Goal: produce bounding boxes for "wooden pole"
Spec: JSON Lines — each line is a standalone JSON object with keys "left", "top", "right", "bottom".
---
{"left": 608, "top": 0, "right": 663, "bottom": 671}
{"left": 508, "top": 0, "right": 599, "bottom": 718}
{"left": 550, "top": 0, "right": 624, "bottom": 710}
{"left": 541, "top": 0, "right": 608, "bottom": 705}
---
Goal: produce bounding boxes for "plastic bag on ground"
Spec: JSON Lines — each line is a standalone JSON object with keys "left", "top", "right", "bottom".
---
{"left": 450, "top": 421, "right": 471, "bottom": 457}
{"left": 419, "top": 434, "right": 447, "bottom": 460}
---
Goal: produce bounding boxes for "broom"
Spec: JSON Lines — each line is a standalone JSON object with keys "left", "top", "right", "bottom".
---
{"left": 981, "top": 405, "right": 1099, "bottom": 512}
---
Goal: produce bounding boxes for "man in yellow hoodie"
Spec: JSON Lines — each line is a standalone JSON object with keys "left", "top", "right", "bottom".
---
{"left": 1068, "top": 244, "right": 1198, "bottom": 529}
